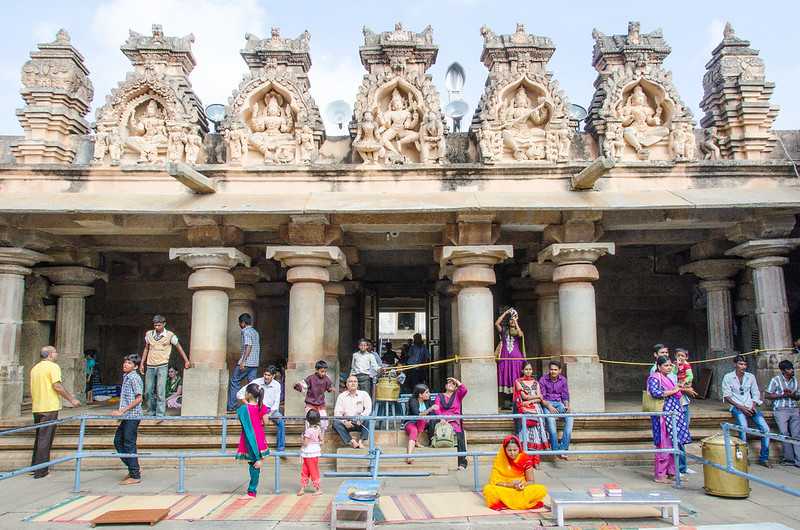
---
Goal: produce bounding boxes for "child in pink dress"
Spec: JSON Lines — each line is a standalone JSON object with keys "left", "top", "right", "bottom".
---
{"left": 236, "top": 383, "right": 270, "bottom": 497}
{"left": 298, "top": 409, "right": 323, "bottom": 496}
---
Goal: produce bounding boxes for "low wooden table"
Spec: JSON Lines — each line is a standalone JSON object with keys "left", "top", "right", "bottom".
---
{"left": 549, "top": 490, "right": 681, "bottom": 527}
{"left": 331, "top": 479, "right": 380, "bottom": 530}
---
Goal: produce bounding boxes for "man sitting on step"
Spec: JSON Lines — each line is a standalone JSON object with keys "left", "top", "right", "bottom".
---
{"left": 333, "top": 375, "right": 372, "bottom": 449}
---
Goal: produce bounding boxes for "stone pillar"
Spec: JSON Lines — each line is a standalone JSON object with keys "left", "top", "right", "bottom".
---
{"left": 680, "top": 259, "right": 743, "bottom": 396}
{"left": 727, "top": 239, "right": 800, "bottom": 386}
{"left": 37, "top": 266, "right": 107, "bottom": 404}
{"left": 338, "top": 284, "right": 359, "bottom": 375}
{"left": 538, "top": 243, "right": 615, "bottom": 412}
{"left": 0, "top": 249, "right": 50, "bottom": 417}
{"left": 170, "top": 248, "right": 251, "bottom": 416}
{"left": 445, "top": 283, "right": 462, "bottom": 380}
{"left": 508, "top": 277, "right": 539, "bottom": 362}
{"left": 323, "top": 282, "right": 345, "bottom": 405}
{"left": 265, "top": 246, "right": 346, "bottom": 417}
{"left": 226, "top": 267, "right": 262, "bottom": 373}
{"left": 254, "top": 282, "right": 289, "bottom": 369}
{"left": 528, "top": 262, "right": 561, "bottom": 364}
{"left": 441, "top": 245, "right": 513, "bottom": 414}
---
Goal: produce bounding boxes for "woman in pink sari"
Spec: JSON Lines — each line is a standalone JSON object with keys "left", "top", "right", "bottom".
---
{"left": 647, "top": 355, "right": 691, "bottom": 483}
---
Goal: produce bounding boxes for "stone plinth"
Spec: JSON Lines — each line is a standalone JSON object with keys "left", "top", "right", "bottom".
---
{"left": 266, "top": 246, "right": 345, "bottom": 416}
{"left": 727, "top": 239, "right": 800, "bottom": 387}
{"left": 37, "top": 265, "right": 108, "bottom": 404}
{"left": 680, "top": 259, "right": 743, "bottom": 396}
{"left": 441, "top": 245, "right": 513, "bottom": 414}
{"left": 170, "top": 248, "right": 250, "bottom": 416}
{"left": 539, "top": 243, "right": 614, "bottom": 412}
{"left": 0, "top": 249, "right": 51, "bottom": 417}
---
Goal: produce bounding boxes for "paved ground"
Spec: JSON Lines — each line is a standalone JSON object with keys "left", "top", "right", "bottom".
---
{"left": 2, "top": 458, "right": 798, "bottom": 529}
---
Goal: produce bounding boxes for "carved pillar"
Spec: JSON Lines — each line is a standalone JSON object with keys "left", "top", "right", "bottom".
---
{"left": 37, "top": 266, "right": 108, "bottom": 404}
{"left": 226, "top": 267, "right": 262, "bottom": 373}
{"left": 528, "top": 262, "right": 561, "bottom": 365}
{"left": 509, "top": 277, "right": 539, "bottom": 366}
{"left": 680, "top": 259, "right": 743, "bottom": 396}
{"left": 265, "top": 246, "right": 346, "bottom": 416}
{"left": 442, "top": 245, "right": 513, "bottom": 414}
{"left": 0, "top": 249, "right": 50, "bottom": 417}
{"left": 254, "top": 281, "right": 289, "bottom": 370}
{"left": 323, "top": 282, "right": 345, "bottom": 405}
{"left": 727, "top": 239, "right": 800, "bottom": 387}
{"left": 539, "top": 243, "right": 615, "bottom": 412}
{"left": 170, "top": 247, "right": 250, "bottom": 416}
{"left": 337, "top": 282, "right": 359, "bottom": 375}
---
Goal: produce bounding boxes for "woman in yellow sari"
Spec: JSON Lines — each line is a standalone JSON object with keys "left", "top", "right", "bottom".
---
{"left": 483, "top": 435, "right": 548, "bottom": 510}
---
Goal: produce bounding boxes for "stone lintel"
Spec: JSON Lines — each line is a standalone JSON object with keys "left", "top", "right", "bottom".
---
{"left": 725, "top": 238, "right": 800, "bottom": 260}
{"left": 0, "top": 228, "right": 57, "bottom": 253}
{"left": 37, "top": 265, "right": 108, "bottom": 286}
{"left": 0, "top": 248, "right": 51, "bottom": 274}
{"left": 265, "top": 245, "right": 345, "bottom": 270}
{"left": 526, "top": 262, "right": 555, "bottom": 282}
{"left": 537, "top": 242, "right": 615, "bottom": 265}
{"left": 169, "top": 247, "right": 251, "bottom": 270}
{"left": 679, "top": 259, "right": 743, "bottom": 281}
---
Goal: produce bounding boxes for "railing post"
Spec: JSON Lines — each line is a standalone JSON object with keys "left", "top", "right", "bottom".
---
{"left": 521, "top": 413, "right": 529, "bottom": 448}
{"left": 72, "top": 417, "right": 87, "bottom": 493}
{"left": 371, "top": 448, "right": 381, "bottom": 480}
{"left": 368, "top": 418, "right": 376, "bottom": 453}
{"left": 671, "top": 412, "right": 681, "bottom": 488}
{"left": 722, "top": 423, "right": 733, "bottom": 470}
{"left": 177, "top": 455, "right": 186, "bottom": 494}
{"left": 274, "top": 453, "right": 281, "bottom": 494}
{"left": 472, "top": 455, "right": 479, "bottom": 492}
{"left": 221, "top": 416, "right": 228, "bottom": 453}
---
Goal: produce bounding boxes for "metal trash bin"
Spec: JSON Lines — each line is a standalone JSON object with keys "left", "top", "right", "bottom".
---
{"left": 702, "top": 433, "right": 750, "bottom": 498}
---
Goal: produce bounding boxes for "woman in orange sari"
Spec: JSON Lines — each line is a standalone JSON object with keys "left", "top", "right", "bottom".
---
{"left": 483, "top": 435, "right": 548, "bottom": 510}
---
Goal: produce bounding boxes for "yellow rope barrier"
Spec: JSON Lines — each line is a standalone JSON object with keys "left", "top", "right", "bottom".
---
{"left": 384, "top": 347, "right": 796, "bottom": 372}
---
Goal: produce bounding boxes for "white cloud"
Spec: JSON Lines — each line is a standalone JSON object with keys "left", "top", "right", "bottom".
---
{"left": 308, "top": 54, "right": 363, "bottom": 135}
{"left": 88, "top": 0, "right": 269, "bottom": 120}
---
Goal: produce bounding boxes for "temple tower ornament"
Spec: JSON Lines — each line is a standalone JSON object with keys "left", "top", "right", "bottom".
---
{"left": 221, "top": 28, "right": 324, "bottom": 166}
{"left": 350, "top": 23, "right": 446, "bottom": 165}
{"left": 700, "top": 23, "right": 779, "bottom": 160}
{"left": 470, "top": 24, "right": 574, "bottom": 164}
{"left": 586, "top": 22, "right": 696, "bottom": 162}
{"left": 12, "top": 30, "right": 93, "bottom": 165}
{"left": 93, "top": 24, "right": 207, "bottom": 166}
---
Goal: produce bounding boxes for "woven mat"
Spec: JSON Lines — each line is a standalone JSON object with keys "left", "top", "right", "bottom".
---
{"left": 204, "top": 493, "right": 333, "bottom": 521}
{"left": 377, "top": 491, "right": 550, "bottom": 522}
{"left": 27, "top": 494, "right": 230, "bottom": 523}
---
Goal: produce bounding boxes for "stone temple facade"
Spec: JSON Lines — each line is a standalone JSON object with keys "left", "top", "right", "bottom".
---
{"left": 1, "top": 22, "right": 799, "bottom": 418}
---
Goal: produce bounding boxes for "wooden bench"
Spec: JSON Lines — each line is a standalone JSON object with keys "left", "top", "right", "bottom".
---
{"left": 549, "top": 490, "right": 681, "bottom": 527}
{"left": 331, "top": 479, "right": 380, "bottom": 530}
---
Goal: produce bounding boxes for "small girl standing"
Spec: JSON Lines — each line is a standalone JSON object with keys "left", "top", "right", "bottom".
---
{"left": 298, "top": 409, "right": 323, "bottom": 496}
{"left": 236, "top": 383, "right": 270, "bottom": 498}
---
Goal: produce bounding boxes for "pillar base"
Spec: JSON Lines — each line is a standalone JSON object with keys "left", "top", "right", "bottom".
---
{"left": 181, "top": 367, "right": 229, "bottom": 416}
{"left": 565, "top": 360, "right": 605, "bottom": 412}
{"left": 57, "top": 356, "right": 84, "bottom": 405}
{"left": 0, "top": 364, "right": 23, "bottom": 418}
{"left": 460, "top": 358, "right": 499, "bottom": 414}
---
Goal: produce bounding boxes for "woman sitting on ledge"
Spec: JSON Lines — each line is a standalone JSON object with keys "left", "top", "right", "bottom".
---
{"left": 483, "top": 435, "right": 548, "bottom": 511}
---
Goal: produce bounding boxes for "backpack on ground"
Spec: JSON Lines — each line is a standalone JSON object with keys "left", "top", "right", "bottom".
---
{"left": 431, "top": 420, "right": 456, "bottom": 448}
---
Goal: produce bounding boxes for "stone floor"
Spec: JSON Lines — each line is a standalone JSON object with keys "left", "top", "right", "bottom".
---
{"left": 2, "top": 458, "right": 798, "bottom": 529}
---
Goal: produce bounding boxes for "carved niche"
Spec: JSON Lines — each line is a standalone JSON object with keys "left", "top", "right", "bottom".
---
{"left": 350, "top": 23, "right": 446, "bottom": 165}
{"left": 587, "top": 22, "right": 696, "bottom": 162}
{"left": 221, "top": 28, "right": 324, "bottom": 166}
{"left": 93, "top": 25, "right": 207, "bottom": 166}
{"left": 471, "top": 24, "right": 574, "bottom": 164}
{"left": 700, "top": 23, "right": 779, "bottom": 160}
{"left": 12, "top": 30, "right": 94, "bottom": 164}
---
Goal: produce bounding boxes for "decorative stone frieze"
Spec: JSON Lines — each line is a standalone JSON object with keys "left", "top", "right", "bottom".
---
{"left": 12, "top": 30, "right": 93, "bottom": 165}
{"left": 350, "top": 23, "right": 446, "bottom": 165}
{"left": 470, "top": 24, "right": 574, "bottom": 164}
{"left": 586, "top": 22, "right": 696, "bottom": 162}
{"left": 700, "top": 23, "right": 779, "bottom": 160}
{"left": 221, "top": 28, "right": 324, "bottom": 166}
{"left": 93, "top": 25, "right": 207, "bottom": 167}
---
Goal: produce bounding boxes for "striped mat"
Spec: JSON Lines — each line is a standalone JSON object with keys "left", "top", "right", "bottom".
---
{"left": 27, "top": 493, "right": 333, "bottom": 523}
{"left": 377, "top": 491, "right": 550, "bottom": 522}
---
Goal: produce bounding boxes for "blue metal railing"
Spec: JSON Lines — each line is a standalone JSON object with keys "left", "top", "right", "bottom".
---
{"left": 0, "top": 410, "right": 687, "bottom": 494}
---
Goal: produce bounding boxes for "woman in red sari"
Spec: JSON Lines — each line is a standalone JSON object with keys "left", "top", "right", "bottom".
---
{"left": 483, "top": 435, "right": 548, "bottom": 510}
{"left": 513, "top": 362, "right": 550, "bottom": 452}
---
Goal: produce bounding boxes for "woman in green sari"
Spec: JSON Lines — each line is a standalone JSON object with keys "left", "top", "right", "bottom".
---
{"left": 236, "top": 383, "right": 270, "bottom": 497}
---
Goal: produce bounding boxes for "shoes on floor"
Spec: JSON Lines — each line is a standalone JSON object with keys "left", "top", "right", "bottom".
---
{"left": 758, "top": 460, "right": 773, "bottom": 469}
{"left": 120, "top": 477, "right": 141, "bottom": 485}
{"left": 684, "top": 468, "right": 697, "bottom": 474}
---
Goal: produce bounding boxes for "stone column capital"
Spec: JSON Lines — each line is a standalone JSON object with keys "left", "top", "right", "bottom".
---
{"left": 0, "top": 248, "right": 51, "bottom": 276}
{"left": 526, "top": 262, "right": 555, "bottom": 283}
{"left": 324, "top": 282, "right": 346, "bottom": 298}
{"left": 266, "top": 246, "right": 346, "bottom": 269}
{"left": 679, "top": 259, "right": 744, "bottom": 281}
{"left": 726, "top": 239, "right": 800, "bottom": 261}
{"left": 169, "top": 247, "right": 251, "bottom": 270}
{"left": 37, "top": 265, "right": 108, "bottom": 286}
{"left": 699, "top": 279, "right": 736, "bottom": 293}
{"left": 441, "top": 245, "right": 513, "bottom": 288}
{"left": 49, "top": 284, "right": 96, "bottom": 298}
{"left": 537, "top": 242, "right": 615, "bottom": 266}
{"left": 232, "top": 266, "right": 264, "bottom": 286}
{"left": 746, "top": 256, "right": 789, "bottom": 269}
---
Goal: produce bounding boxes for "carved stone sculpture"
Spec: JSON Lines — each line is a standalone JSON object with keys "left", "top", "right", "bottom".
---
{"left": 12, "top": 30, "right": 93, "bottom": 164}
{"left": 221, "top": 28, "right": 324, "bottom": 166}
{"left": 471, "top": 24, "right": 574, "bottom": 164}
{"left": 93, "top": 25, "right": 207, "bottom": 166}
{"left": 350, "top": 23, "right": 446, "bottom": 165}
{"left": 699, "top": 126, "right": 724, "bottom": 160}
{"left": 700, "top": 23, "right": 779, "bottom": 159}
{"left": 587, "top": 22, "right": 696, "bottom": 162}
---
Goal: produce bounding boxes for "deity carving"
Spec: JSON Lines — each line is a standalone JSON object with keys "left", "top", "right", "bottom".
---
{"left": 248, "top": 91, "right": 298, "bottom": 163}
{"left": 351, "top": 23, "right": 446, "bottom": 165}
{"left": 92, "top": 25, "right": 207, "bottom": 166}
{"left": 223, "top": 121, "right": 249, "bottom": 165}
{"left": 471, "top": 25, "right": 574, "bottom": 164}
{"left": 587, "top": 22, "right": 695, "bottom": 162}
{"left": 699, "top": 127, "right": 724, "bottom": 160}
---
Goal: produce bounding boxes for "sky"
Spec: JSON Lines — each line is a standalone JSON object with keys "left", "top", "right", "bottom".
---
{"left": 1, "top": 0, "right": 799, "bottom": 136}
